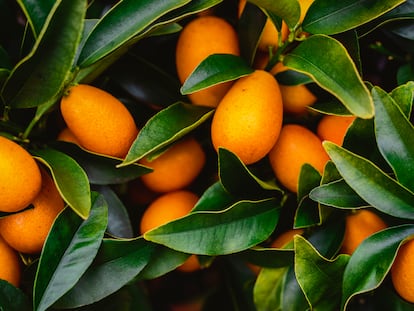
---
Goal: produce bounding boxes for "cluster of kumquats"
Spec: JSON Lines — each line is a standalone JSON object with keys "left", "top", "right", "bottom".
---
{"left": 1, "top": 0, "right": 413, "bottom": 308}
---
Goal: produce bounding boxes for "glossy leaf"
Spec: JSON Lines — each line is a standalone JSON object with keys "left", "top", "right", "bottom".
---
{"left": 2, "top": 0, "right": 85, "bottom": 108}
{"left": 324, "top": 142, "right": 414, "bottom": 220}
{"left": 342, "top": 224, "right": 414, "bottom": 310}
{"left": 144, "top": 198, "right": 280, "bottom": 255}
{"left": 310, "top": 179, "right": 369, "bottom": 208}
{"left": 390, "top": 81, "right": 414, "bottom": 117}
{"left": 373, "top": 86, "right": 414, "bottom": 192}
{"left": 34, "top": 193, "right": 108, "bottom": 311}
{"left": 283, "top": 35, "right": 374, "bottom": 118}
{"left": 32, "top": 147, "right": 91, "bottom": 219}
{"left": 295, "top": 235, "right": 349, "bottom": 311}
{"left": 180, "top": 54, "right": 253, "bottom": 95}
{"left": 218, "top": 147, "right": 282, "bottom": 198}
{"left": 247, "top": 0, "right": 301, "bottom": 29}
{"left": 254, "top": 266, "right": 289, "bottom": 311}
{"left": 17, "top": 0, "right": 55, "bottom": 37}
{"left": 0, "top": 280, "right": 31, "bottom": 311}
{"left": 77, "top": 0, "right": 190, "bottom": 67}
{"left": 192, "top": 181, "right": 235, "bottom": 212}
{"left": 55, "top": 238, "right": 154, "bottom": 308}
{"left": 121, "top": 102, "right": 213, "bottom": 166}
{"left": 274, "top": 69, "right": 314, "bottom": 86}
{"left": 303, "top": 0, "right": 405, "bottom": 35}
{"left": 53, "top": 141, "right": 151, "bottom": 185}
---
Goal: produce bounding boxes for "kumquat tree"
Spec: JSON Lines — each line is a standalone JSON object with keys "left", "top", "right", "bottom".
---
{"left": 1, "top": 0, "right": 414, "bottom": 310}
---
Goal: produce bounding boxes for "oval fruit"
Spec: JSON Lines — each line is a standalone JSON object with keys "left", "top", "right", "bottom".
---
{"left": 317, "top": 114, "right": 356, "bottom": 146}
{"left": 60, "top": 84, "right": 138, "bottom": 158}
{"left": 391, "top": 238, "right": 414, "bottom": 303}
{"left": 211, "top": 70, "right": 283, "bottom": 165}
{"left": 0, "top": 235, "right": 21, "bottom": 287}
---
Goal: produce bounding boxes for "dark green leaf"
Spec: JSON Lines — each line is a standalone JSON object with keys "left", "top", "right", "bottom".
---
{"left": 274, "top": 69, "right": 314, "bottom": 86}
{"left": 144, "top": 198, "right": 280, "bottom": 255}
{"left": 121, "top": 102, "right": 213, "bottom": 166}
{"left": 295, "top": 236, "right": 349, "bottom": 311}
{"left": 324, "top": 142, "right": 414, "bottom": 220}
{"left": 34, "top": 193, "right": 108, "bottom": 311}
{"left": 0, "top": 280, "right": 31, "bottom": 311}
{"left": 55, "top": 238, "right": 154, "bottom": 308}
{"left": 284, "top": 35, "right": 374, "bottom": 118}
{"left": 282, "top": 266, "right": 310, "bottom": 311}
{"left": 254, "top": 266, "right": 289, "bottom": 311}
{"left": 180, "top": 54, "right": 253, "bottom": 95}
{"left": 192, "top": 181, "right": 235, "bottom": 212}
{"left": 248, "top": 0, "right": 301, "bottom": 29}
{"left": 373, "top": 86, "right": 414, "bottom": 192}
{"left": 32, "top": 147, "right": 91, "bottom": 219}
{"left": 239, "top": 247, "right": 294, "bottom": 269}
{"left": 303, "top": 0, "right": 405, "bottom": 35}
{"left": 2, "top": 0, "right": 85, "bottom": 108}
{"left": 77, "top": 0, "right": 190, "bottom": 67}
{"left": 390, "top": 81, "right": 414, "bottom": 117}
{"left": 17, "top": 0, "right": 55, "bottom": 37}
{"left": 342, "top": 224, "right": 414, "bottom": 310}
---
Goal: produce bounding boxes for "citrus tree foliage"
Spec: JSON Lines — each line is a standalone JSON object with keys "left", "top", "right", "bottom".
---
{"left": 1, "top": 0, "right": 414, "bottom": 310}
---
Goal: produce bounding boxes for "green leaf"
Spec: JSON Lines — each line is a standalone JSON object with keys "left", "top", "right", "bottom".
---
{"left": 254, "top": 266, "right": 289, "bottom": 311}
{"left": 33, "top": 193, "right": 108, "bottom": 311}
{"left": 342, "top": 224, "right": 414, "bottom": 310}
{"left": 2, "top": 0, "right": 85, "bottom": 108}
{"left": 218, "top": 147, "right": 282, "bottom": 198}
{"left": 52, "top": 141, "right": 151, "bottom": 185}
{"left": 17, "top": 0, "right": 55, "bottom": 37}
{"left": 390, "top": 81, "right": 414, "bottom": 117}
{"left": 295, "top": 235, "right": 349, "bottom": 311}
{"left": 180, "top": 54, "right": 253, "bottom": 95}
{"left": 274, "top": 69, "right": 314, "bottom": 86}
{"left": 373, "top": 86, "right": 414, "bottom": 192}
{"left": 283, "top": 35, "right": 374, "bottom": 118}
{"left": 192, "top": 181, "right": 235, "bottom": 212}
{"left": 144, "top": 198, "right": 280, "bottom": 255}
{"left": 32, "top": 148, "right": 91, "bottom": 219}
{"left": 121, "top": 102, "right": 213, "bottom": 166}
{"left": 239, "top": 247, "right": 294, "bottom": 269}
{"left": 55, "top": 238, "right": 154, "bottom": 308}
{"left": 303, "top": 0, "right": 405, "bottom": 35}
{"left": 77, "top": 0, "right": 190, "bottom": 67}
{"left": 0, "top": 280, "right": 31, "bottom": 311}
{"left": 324, "top": 142, "right": 414, "bottom": 220}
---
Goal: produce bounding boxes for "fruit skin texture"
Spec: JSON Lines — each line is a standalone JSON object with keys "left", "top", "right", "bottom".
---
{"left": 140, "top": 190, "right": 201, "bottom": 273}
{"left": 60, "top": 84, "right": 138, "bottom": 158}
{"left": 0, "top": 167, "right": 65, "bottom": 254}
{"left": 391, "top": 238, "right": 414, "bottom": 303}
{"left": 340, "top": 209, "right": 387, "bottom": 255}
{"left": 0, "top": 136, "right": 42, "bottom": 213}
{"left": 140, "top": 137, "right": 206, "bottom": 193}
{"left": 268, "top": 124, "right": 329, "bottom": 193}
{"left": 175, "top": 15, "right": 240, "bottom": 107}
{"left": 211, "top": 70, "right": 283, "bottom": 165}
{"left": 57, "top": 127, "right": 80, "bottom": 145}
{"left": 317, "top": 114, "right": 356, "bottom": 146}
{"left": 0, "top": 235, "right": 21, "bottom": 287}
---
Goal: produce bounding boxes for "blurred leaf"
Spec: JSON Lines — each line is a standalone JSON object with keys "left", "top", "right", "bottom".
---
{"left": 390, "top": 81, "right": 414, "bottom": 117}
{"left": 342, "top": 224, "right": 414, "bottom": 310}
{"left": 324, "top": 142, "right": 414, "bottom": 220}
{"left": 94, "top": 186, "right": 133, "bottom": 238}
{"left": 0, "top": 45, "right": 11, "bottom": 69}
{"left": 310, "top": 179, "right": 369, "bottom": 208}
{"left": 192, "top": 181, "right": 236, "bottom": 212}
{"left": 55, "top": 238, "right": 154, "bottom": 308}
{"left": 284, "top": 35, "right": 373, "bottom": 118}
{"left": 121, "top": 102, "right": 213, "bottom": 166}
{"left": 53, "top": 141, "right": 151, "bottom": 185}
{"left": 274, "top": 69, "right": 314, "bottom": 86}
{"left": 144, "top": 198, "right": 280, "bottom": 255}
{"left": 295, "top": 235, "right": 349, "bottom": 311}
{"left": 239, "top": 247, "right": 294, "bottom": 269}
{"left": 254, "top": 266, "right": 288, "bottom": 311}
{"left": 248, "top": 0, "right": 301, "bottom": 29}
{"left": 303, "top": 0, "right": 405, "bottom": 35}
{"left": 2, "top": 0, "right": 85, "bottom": 108}
{"left": 180, "top": 54, "right": 253, "bottom": 95}
{"left": 309, "top": 99, "right": 353, "bottom": 115}
{"left": 17, "top": 0, "right": 55, "bottom": 37}
{"left": 373, "top": 86, "right": 414, "bottom": 192}
{"left": 0, "top": 280, "right": 31, "bottom": 311}
{"left": 34, "top": 193, "right": 108, "bottom": 311}
{"left": 77, "top": 0, "right": 190, "bottom": 67}
{"left": 218, "top": 148, "right": 282, "bottom": 198}
{"left": 282, "top": 266, "right": 310, "bottom": 311}
{"left": 33, "top": 147, "right": 91, "bottom": 219}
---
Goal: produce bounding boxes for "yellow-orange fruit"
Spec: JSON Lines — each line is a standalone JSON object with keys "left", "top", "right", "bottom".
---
{"left": 60, "top": 84, "right": 138, "bottom": 158}
{"left": 211, "top": 70, "right": 283, "bottom": 165}
{"left": 317, "top": 115, "right": 356, "bottom": 146}
{"left": 0, "top": 235, "right": 21, "bottom": 287}
{"left": 391, "top": 238, "right": 414, "bottom": 303}
{"left": 271, "top": 228, "right": 304, "bottom": 248}
{"left": 140, "top": 137, "right": 206, "bottom": 193}
{"left": 57, "top": 127, "right": 80, "bottom": 145}
{"left": 175, "top": 15, "right": 240, "bottom": 107}
{"left": 0, "top": 136, "right": 42, "bottom": 213}
{"left": 0, "top": 167, "right": 65, "bottom": 254}
{"left": 340, "top": 209, "right": 387, "bottom": 255}
{"left": 268, "top": 124, "right": 329, "bottom": 193}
